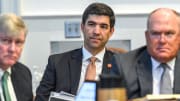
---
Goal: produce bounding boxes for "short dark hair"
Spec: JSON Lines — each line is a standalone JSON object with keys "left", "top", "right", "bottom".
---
{"left": 82, "top": 2, "right": 115, "bottom": 28}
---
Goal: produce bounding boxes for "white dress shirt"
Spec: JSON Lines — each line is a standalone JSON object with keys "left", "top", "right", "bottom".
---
{"left": 0, "top": 68, "right": 17, "bottom": 101}
{"left": 77, "top": 46, "right": 105, "bottom": 93}
{"left": 151, "top": 57, "right": 175, "bottom": 95}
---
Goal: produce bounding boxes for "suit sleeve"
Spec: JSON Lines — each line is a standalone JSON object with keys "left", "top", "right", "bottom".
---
{"left": 35, "top": 56, "right": 56, "bottom": 101}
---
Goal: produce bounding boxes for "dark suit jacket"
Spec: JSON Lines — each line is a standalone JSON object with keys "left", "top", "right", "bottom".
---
{"left": 11, "top": 62, "right": 33, "bottom": 101}
{"left": 112, "top": 46, "right": 180, "bottom": 99}
{"left": 35, "top": 48, "right": 120, "bottom": 101}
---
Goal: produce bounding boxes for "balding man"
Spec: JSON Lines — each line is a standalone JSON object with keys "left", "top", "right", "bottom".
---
{"left": 112, "top": 8, "right": 180, "bottom": 100}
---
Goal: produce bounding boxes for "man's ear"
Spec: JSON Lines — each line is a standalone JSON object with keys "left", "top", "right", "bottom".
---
{"left": 110, "top": 27, "right": 114, "bottom": 37}
{"left": 145, "top": 30, "right": 148, "bottom": 38}
{"left": 81, "top": 23, "right": 84, "bottom": 33}
{"left": 145, "top": 30, "right": 149, "bottom": 44}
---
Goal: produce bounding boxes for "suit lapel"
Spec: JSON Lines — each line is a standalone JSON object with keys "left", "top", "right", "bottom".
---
{"left": 102, "top": 50, "right": 114, "bottom": 74}
{"left": 136, "top": 50, "right": 153, "bottom": 96}
{"left": 102, "top": 50, "right": 119, "bottom": 75}
{"left": 11, "top": 65, "right": 21, "bottom": 101}
{"left": 173, "top": 51, "right": 180, "bottom": 93}
{"left": 69, "top": 49, "right": 83, "bottom": 94}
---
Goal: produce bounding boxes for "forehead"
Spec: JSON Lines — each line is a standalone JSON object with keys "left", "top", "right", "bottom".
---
{"left": 0, "top": 31, "right": 25, "bottom": 40}
{"left": 149, "top": 10, "right": 179, "bottom": 30}
{"left": 86, "top": 15, "right": 110, "bottom": 24}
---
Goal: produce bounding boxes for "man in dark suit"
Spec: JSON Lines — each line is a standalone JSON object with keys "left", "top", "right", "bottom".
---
{"left": 112, "top": 8, "right": 180, "bottom": 100}
{"left": 0, "top": 14, "right": 33, "bottom": 101}
{"left": 35, "top": 2, "right": 119, "bottom": 101}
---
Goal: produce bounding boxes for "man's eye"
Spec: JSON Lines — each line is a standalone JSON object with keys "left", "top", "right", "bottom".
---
{"left": 151, "top": 32, "right": 160, "bottom": 36}
{"left": 100, "top": 25, "right": 108, "bottom": 29}
{"left": 166, "top": 32, "right": 174, "bottom": 36}
{"left": 0, "top": 38, "right": 11, "bottom": 44}
{"left": 15, "top": 40, "right": 24, "bottom": 46}
{"left": 88, "top": 23, "right": 95, "bottom": 26}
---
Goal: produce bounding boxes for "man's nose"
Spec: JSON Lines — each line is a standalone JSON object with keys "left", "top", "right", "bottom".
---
{"left": 93, "top": 25, "right": 101, "bottom": 34}
{"left": 159, "top": 34, "right": 167, "bottom": 43}
{"left": 8, "top": 42, "right": 16, "bottom": 51}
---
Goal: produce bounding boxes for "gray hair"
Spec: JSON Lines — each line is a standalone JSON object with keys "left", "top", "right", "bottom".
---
{"left": 147, "top": 8, "right": 180, "bottom": 29}
{"left": 0, "top": 13, "right": 27, "bottom": 37}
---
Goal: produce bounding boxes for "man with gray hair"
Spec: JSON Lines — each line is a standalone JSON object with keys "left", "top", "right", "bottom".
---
{"left": 0, "top": 13, "right": 33, "bottom": 101}
{"left": 112, "top": 8, "right": 180, "bottom": 100}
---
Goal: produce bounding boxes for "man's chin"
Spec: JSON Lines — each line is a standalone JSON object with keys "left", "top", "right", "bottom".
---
{"left": 4, "top": 61, "right": 16, "bottom": 67}
{"left": 156, "top": 55, "right": 172, "bottom": 63}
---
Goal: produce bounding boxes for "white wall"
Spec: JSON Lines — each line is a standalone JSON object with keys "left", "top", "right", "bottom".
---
{"left": 1, "top": 0, "right": 180, "bottom": 93}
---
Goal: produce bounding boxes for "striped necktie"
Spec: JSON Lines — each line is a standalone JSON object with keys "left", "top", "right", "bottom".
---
{"left": 160, "top": 63, "right": 172, "bottom": 94}
{"left": 2, "top": 71, "right": 11, "bottom": 101}
{"left": 85, "top": 57, "right": 97, "bottom": 80}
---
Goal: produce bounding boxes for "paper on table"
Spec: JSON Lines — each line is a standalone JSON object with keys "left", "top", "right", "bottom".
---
{"left": 49, "top": 91, "right": 75, "bottom": 101}
{"left": 146, "top": 94, "right": 180, "bottom": 101}
{"left": 131, "top": 94, "right": 180, "bottom": 101}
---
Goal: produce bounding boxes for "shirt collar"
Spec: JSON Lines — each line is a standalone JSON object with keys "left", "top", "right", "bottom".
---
{"left": 151, "top": 57, "right": 175, "bottom": 71}
{"left": 6, "top": 67, "right": 12, "bottom": 75}
{"left": 0, "top": 67, "right": 11, "bottom": 80}
{"left": 82, "top": 46, "right": 106, "bottom": 62}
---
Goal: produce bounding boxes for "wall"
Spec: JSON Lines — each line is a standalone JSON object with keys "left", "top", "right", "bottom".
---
{"left": 1, "top": 0, "right": 180, "bottom": 93}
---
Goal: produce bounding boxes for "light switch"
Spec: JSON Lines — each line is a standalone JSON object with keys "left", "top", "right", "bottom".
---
{"left": 64, "top": 21, "right": 81, "bottom": 38}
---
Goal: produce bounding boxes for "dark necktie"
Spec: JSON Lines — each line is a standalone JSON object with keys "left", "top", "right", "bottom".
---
{"left": 160, "top": 63, "right": 172, "bottom": 94}
{"left": 2, "top": 71, "right": 11, "bottom": 101}
{"left": 85, "top": 57, "right": 97, "bottom": 80}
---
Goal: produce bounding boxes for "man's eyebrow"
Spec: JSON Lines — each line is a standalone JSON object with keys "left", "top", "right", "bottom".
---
{"left": 87, "top": 20, "right": 95, "bottom": 23}
{"left": 87, "top": 21, "right": 109, "bottom": 25}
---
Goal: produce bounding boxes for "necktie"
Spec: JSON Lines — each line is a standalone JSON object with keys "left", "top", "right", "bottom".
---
{"left": 2, "top": 71, "right": 11, "bottom": 101}
{"left": 160, "top": 63, "right": 172, "bottom": 94}
{"left": 85, "top": 57, "right": 97, "bottom": 80}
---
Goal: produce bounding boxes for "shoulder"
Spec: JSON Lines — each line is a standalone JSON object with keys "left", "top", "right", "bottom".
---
{"left": 114, "top": 46, "right": 148, "bottom": 62}
{"left": 107, "top": 47, "right": 127, "bottom": 54}
{"left": 12, "top": 62, "right": 30, "bottom": 71}
{"left": 112, "top": 46, "right": 148, "bottom": 74}
{"left": 123, "top": 46, "right": 146, "bottom": 58}
{"left": 48, "top": 48, "right": 82, "bottom": 61}
{"left": 11, "top": 62, "right": 32, "bottom": 77}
